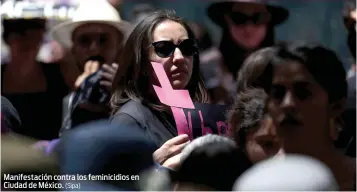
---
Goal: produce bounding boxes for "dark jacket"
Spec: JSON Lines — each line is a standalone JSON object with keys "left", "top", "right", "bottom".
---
{"left": 110, "top": 100, "right": 177, "bottom": 148}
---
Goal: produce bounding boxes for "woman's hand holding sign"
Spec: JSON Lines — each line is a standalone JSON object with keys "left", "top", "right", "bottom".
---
{"left": 162, "top": 153, "right": 182, "bottom": 170}
{"left": 153, "top": 134, "right": 190, "bottom": 170}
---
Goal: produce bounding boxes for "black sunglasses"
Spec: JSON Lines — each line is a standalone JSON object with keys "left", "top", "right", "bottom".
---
{"left": 228, "top": 12, "right": 271, "bottom": 25}
{"left": 151, "top": 39, "right": 198, "bottom": 58}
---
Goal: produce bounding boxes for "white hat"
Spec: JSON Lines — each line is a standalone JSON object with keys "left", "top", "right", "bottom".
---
{"left": 233, "top": 154, "right": 339, "bottom": 191}
{"left": 50, "top": 0, "right": 131, "bottom": 49}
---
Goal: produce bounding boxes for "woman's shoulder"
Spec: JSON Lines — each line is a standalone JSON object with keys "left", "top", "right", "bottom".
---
{"left": 116, "top": 100, "right": 147, "bottom": 113}
{"left": 113, "top": 100, "right": 154, "bottom": 121}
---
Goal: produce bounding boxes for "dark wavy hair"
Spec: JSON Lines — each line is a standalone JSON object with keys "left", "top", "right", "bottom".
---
{"left": 228, "top": 88, "right": 267, "bottom": 150}
{"left": 236, "top": 47, "right": 277, "bottom": 93}
{"left": 261, "top": 42, "right": 348, "bottom": 104}
{"left": 110, "top": 10, "right": 209, "bottom": 114}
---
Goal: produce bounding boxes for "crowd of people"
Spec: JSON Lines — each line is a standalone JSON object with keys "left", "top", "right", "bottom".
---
{"left": 1, "top": 0, "right": 356, "bottom": 191}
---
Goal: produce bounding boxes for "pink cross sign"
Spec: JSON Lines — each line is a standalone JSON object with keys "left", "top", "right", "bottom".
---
{"left": 151, "top": 62, "right": 229, "bottom": 140}
{"left": 151, "top": 62, "right": 195, "bottom": 109}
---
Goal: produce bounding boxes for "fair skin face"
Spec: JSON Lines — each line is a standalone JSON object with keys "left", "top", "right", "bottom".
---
{"left": 245, "top": 115, "right": 281, "bottom": 163}
{"left": 267, "top": 61, "right": 336, "bottom": 154}
{"left": 71, "top": 23, "right": 123, "bottom": 91}
{"left": 224, "top": 3, "right": 269, "bottom": 50}
{"left": 63, "top": 23, "right": 124, "bottom": 112}
{"left": 149, "top": 20, "right": 194, "bottom": 89}
{"left": 267, "top": 61, "right": 356, "bottom": 190}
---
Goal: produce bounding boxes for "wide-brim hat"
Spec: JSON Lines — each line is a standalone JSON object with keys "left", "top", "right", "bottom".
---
{"left": 50, "top": 0, "right": 132, "bottom": 49}
{"left": 207, "top": 0, "right": 289, "bottom": 27}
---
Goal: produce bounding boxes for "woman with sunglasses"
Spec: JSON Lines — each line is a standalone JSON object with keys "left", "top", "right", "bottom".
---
{"left": 206, "top": 0, "right": 289, "bottom": 104}
{"left": 110, "top": 10, "right": 209, "bottom": 169}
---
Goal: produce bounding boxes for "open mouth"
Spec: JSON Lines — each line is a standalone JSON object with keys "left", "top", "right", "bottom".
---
{"left": 264, "top": 141, "right": 274, "bottom": 148}
{"left": 280, "top": 115, "right": 302, "bottom": 127}
{"left": 86, "top": 55, "right": 105, "bottom": 65}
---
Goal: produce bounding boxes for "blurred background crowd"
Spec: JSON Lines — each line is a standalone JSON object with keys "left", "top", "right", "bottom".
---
{"left": 0, "top": 0, "right": 356, "bottom": 191}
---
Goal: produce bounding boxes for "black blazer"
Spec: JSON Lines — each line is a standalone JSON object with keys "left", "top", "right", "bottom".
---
{"left": 110, "top": 100, "right": 177, "bottom": 148}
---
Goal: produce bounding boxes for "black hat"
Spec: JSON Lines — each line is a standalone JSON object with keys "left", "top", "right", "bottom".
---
{"left": 207, "top": 0, "right": 289, "bottom": 27}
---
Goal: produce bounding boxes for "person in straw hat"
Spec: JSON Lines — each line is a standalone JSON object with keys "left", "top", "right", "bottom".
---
{"left": 51, "top": 0, "right": 132, "bottom": 130}
{"left": 206, "top": 0, "right": 289, "bottom": 105}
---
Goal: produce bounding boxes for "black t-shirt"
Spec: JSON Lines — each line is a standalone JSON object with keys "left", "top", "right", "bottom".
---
{"left": 1, "top": 63, "right": 69, "bottom": 140}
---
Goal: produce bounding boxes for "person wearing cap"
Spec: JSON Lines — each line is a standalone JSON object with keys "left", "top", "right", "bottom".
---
{"left": 51, "top": 0, "right": 131, "bottom": 130}
{"left": 1, "top": 4, "right": 69, "bottom": 140}
{"left": 206, "top": 0, "right": 289, "bottom": 104}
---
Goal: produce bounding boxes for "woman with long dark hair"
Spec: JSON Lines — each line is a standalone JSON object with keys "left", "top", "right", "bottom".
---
{"left": 110, "top": 10, "right": 209, "bottom": 168}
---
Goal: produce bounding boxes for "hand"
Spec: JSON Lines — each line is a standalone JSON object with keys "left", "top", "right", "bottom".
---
{"left": 153, "top": 134, "right": 190, "bottom": 165}
{"left": 75, "top": 61, "right": 100, "bottom": 89}
{"left": 162, "top": 153, "right": 182, "bottom": 171}
{"left": 99, "top": 63, "right": 118, "bottom": 92}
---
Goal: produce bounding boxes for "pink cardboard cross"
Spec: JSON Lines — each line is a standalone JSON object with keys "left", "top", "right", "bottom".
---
{"left": 151, "top": 62, "right": 194, "bottom": 139}
{"left": 151, "top": 62, "right": 195, "bottom": 109}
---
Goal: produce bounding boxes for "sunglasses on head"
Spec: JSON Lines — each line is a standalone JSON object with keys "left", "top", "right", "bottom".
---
{"left": 228, "top": 12, "right": 271, "bottom": 25}
{"left": 151, "top": 39, "right": 198, "bottom": 58}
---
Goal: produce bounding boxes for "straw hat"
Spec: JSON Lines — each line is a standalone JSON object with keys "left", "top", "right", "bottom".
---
{"left": 50, "top": 0, "right": 131, "bottom": 49}
{"left": 207, "top": 0, "right": 289, "bottom": 27}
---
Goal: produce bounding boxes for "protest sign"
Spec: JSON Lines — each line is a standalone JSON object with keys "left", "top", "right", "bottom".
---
{"left": 151, "top": 62, "right": 229, "bottom": 140}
